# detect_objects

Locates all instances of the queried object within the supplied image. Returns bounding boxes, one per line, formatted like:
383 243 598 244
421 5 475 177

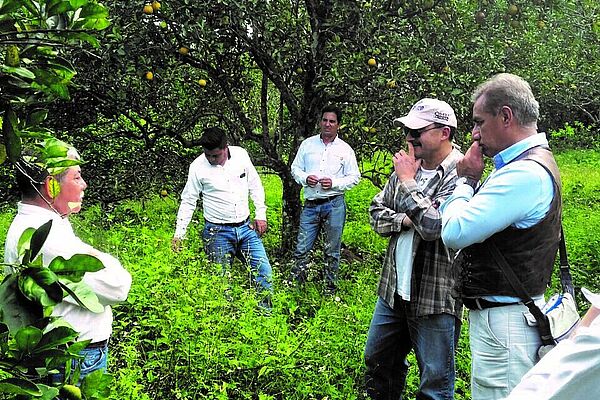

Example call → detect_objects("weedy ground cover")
0 149 599 399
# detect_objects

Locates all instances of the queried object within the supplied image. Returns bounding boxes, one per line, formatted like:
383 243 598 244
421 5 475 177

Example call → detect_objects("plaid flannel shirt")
369 147 463 317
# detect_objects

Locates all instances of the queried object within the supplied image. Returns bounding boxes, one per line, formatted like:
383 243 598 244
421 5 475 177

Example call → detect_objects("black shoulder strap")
487 236 570 346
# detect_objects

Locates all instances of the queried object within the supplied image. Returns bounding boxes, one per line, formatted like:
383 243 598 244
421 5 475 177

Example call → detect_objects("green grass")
1 149 599 399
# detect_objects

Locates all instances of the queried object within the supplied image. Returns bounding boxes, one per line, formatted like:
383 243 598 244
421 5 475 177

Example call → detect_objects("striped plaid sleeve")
369 174 406 237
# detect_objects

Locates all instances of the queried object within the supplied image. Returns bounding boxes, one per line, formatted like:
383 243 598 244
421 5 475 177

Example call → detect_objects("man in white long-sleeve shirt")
172 127 272 299
290 105 360 294
4 146 132 382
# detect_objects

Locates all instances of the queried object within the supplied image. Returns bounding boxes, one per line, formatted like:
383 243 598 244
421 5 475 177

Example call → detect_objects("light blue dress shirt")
440 133 555 302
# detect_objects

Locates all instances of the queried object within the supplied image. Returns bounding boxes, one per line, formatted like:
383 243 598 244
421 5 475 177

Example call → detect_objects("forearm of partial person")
83 252 132 305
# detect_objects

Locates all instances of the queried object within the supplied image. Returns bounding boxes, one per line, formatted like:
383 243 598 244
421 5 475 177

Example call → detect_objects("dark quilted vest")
458 146 562 298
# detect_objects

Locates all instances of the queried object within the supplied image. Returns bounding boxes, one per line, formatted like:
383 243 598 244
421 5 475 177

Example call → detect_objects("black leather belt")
205 218 248 227
463 298 520 311
305 194 342 205
87 339 109 349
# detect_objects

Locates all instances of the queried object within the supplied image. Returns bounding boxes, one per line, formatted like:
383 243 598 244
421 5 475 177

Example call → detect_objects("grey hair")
472 73 539 126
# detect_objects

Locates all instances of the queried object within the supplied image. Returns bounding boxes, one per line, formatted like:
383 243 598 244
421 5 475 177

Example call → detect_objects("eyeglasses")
403 125 442 138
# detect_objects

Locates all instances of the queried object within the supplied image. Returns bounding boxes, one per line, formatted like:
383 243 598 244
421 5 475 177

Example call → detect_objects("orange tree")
38 0 600 251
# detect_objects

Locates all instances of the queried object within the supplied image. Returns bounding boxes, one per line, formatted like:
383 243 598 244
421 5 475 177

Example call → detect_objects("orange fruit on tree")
507 4 519 16
145 71 154 80
143 4 154 14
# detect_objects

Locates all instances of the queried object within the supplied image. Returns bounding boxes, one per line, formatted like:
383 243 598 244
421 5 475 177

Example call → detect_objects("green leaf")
48 176 61 198
59 281 104 313
1 65 36 79
49 254 105 274
49 82 70 99
27 109 49 127
17 227 35 260
78 3 108 19
18 275 58 307
19 0 39 15
0 144 6 165
44 143 69 158
47 0 74 16
82 17 110 31
66 339 91 355
2 107 21 162
0 275 41 332
81 369 113 399
0 378 42 395
30 220 53 262
70 0 89 8
26 268 63 305
34 384 60 400
0 1 23 15
46 157 81 168
69 32 100 47
15 326 43 353
35 326 79 353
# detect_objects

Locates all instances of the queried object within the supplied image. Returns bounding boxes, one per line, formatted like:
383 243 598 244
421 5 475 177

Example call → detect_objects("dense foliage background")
2 0 600 398
2 0 600 248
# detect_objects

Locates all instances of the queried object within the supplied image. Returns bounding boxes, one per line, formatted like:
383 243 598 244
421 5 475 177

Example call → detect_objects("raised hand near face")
457 141 484 181
393 142 422 182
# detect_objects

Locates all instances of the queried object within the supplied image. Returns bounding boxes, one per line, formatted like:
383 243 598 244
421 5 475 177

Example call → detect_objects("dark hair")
321 105 342 124
199 127 228 150
15 160 48 199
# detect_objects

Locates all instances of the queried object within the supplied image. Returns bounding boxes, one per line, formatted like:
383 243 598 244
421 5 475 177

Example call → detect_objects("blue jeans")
364 296 461 400
202 220 273 292
292 195 346 288
50 344 108 385
469 304 541 400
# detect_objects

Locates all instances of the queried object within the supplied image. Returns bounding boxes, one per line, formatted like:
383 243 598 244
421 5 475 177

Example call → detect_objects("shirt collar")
17 202 62 219
493 133 549 169
437 147 464 175
319 134 338 145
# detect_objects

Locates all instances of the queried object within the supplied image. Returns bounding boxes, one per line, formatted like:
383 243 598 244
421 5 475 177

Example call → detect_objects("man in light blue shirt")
440 73 563 399
290 105 360 294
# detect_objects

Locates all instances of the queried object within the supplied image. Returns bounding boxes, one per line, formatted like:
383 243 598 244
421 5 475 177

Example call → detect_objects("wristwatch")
457 176 479 190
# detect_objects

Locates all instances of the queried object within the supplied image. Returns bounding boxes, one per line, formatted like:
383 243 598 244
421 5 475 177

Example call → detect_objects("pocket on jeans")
80 348 107 374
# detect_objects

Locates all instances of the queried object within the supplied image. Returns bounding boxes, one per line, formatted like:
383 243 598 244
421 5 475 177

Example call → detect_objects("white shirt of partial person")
174 146 267 239
395 167 437 300
4 203 132 343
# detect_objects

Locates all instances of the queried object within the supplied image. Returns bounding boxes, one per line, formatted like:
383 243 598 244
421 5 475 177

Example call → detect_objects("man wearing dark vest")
440 73 562 400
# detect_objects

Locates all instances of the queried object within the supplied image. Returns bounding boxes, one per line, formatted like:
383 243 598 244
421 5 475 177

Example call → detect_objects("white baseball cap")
582 287 600 308
393 98 457 129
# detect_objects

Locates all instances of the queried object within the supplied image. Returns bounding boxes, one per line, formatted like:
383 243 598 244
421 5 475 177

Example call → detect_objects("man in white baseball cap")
364 98 462 399
503 287 600 399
